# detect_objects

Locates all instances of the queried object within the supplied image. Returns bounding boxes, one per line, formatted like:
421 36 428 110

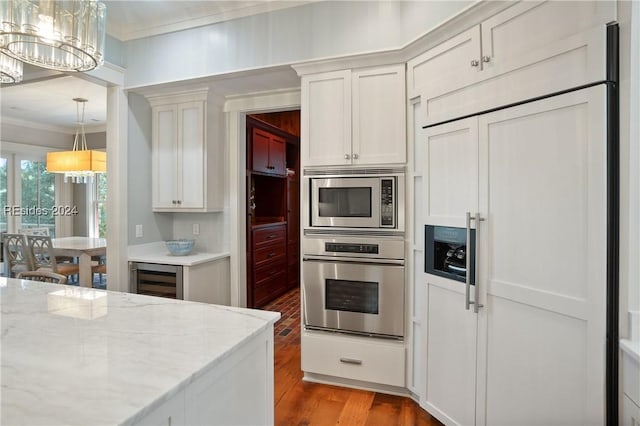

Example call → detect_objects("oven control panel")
325 243 379 255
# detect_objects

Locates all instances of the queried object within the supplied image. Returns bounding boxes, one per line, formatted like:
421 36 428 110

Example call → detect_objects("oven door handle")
302 255 405 266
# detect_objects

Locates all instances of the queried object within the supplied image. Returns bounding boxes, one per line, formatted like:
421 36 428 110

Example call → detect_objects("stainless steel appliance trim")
304 228 405 237
302 234 405 261
304 167 405 176
303 255 405 266
304 325 405 341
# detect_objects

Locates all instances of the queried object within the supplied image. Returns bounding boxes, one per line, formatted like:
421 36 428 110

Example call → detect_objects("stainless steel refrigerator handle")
465 212 472 311
474 212 484 313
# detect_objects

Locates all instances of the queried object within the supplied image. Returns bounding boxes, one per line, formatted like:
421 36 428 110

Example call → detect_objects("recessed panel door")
476 86 606 425
179 102 204 209
423 117 478 228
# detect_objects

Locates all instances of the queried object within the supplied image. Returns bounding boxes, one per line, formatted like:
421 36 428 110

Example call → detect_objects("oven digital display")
325 279 379 314
325 243 379 254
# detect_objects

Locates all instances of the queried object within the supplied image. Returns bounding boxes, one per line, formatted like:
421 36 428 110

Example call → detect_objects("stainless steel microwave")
306 169 404 231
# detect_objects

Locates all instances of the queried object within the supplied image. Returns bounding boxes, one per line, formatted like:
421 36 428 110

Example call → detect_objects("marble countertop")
128 242 229 266
0 278 280 425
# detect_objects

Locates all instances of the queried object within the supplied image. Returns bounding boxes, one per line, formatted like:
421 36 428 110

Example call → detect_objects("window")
0 153 60 238
93 173 107 238
20 159 56 237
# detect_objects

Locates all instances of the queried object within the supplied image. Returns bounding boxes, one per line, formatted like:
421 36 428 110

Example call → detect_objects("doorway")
245 111 300 308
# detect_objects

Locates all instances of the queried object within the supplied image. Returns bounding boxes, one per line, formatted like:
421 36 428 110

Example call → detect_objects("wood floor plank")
336 389 375 425
269 288 443 426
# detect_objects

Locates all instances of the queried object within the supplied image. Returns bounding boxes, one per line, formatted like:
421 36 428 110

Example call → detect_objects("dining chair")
25 235 80 281
18 227 50 236
3 233 33 277
92 261 107 287
17 271 67 284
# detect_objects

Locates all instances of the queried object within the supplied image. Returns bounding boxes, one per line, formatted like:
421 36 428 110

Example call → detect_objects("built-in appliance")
424 224 475 284
302 234 405 339
305 168 404 232
129 262 183 299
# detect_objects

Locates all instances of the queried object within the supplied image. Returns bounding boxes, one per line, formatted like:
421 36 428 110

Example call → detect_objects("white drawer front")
302 331 405 387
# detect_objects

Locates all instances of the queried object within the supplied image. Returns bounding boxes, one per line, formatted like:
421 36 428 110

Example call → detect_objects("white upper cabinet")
352 65 406 165
407 26 481 99
302 64 406 167
408 0 614 125
301 70 352 167
149 90 223 212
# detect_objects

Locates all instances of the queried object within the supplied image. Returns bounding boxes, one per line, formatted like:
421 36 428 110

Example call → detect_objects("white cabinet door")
476 86 606 425
151 96 211 212
423 117 478 227
481 0 615 73
178 101 204 209
152 105 179 209
302 70 352 166
407 26 481 98
417 1 613 126
352 65 406 165
423 277 478 426
421 116 479 426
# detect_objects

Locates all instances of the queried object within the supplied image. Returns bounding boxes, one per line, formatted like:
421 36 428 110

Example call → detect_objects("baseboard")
302 371 410 397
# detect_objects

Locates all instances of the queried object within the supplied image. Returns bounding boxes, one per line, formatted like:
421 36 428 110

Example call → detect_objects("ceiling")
1 1 309 133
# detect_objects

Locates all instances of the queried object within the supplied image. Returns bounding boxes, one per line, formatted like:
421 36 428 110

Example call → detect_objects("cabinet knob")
172 200 177 204
177 200 182 205
470 59 480 67
344 154 350 160
352 153 359 160
482 55 491 63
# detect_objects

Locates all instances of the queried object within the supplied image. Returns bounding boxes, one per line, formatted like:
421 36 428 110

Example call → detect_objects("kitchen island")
0 277 280 425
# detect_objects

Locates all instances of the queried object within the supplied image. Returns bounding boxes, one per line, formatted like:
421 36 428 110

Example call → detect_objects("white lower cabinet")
133 327 274 425
622 341 640 426
135 391 185 426
302 331 405 388
420 86 607 425
623 395 640 426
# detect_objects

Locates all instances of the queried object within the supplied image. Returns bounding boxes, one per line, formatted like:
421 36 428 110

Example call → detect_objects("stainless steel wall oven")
302 234 405 339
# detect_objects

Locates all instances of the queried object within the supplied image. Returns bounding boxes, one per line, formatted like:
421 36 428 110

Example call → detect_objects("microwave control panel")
381 178 395 227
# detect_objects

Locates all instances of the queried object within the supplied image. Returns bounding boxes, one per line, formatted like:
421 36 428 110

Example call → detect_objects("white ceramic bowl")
165 239 195 256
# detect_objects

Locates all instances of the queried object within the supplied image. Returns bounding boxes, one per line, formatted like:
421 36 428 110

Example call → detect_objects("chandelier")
0 0 106 73
0 51 22 83
46 97 106 183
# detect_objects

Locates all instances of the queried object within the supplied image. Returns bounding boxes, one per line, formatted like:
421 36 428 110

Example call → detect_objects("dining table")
51 237 107 287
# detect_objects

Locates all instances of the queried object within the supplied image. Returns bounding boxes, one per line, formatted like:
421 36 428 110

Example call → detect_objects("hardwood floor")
263 288 443 426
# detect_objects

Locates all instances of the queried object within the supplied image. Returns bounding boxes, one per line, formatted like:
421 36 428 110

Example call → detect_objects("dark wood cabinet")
251 128 286 176
246 114 300 308
251 223 287 307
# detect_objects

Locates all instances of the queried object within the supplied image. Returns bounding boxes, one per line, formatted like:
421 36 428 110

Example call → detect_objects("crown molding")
0 117 106 134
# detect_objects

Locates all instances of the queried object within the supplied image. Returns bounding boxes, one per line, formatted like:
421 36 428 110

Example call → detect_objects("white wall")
123 1 471 88
126 93 173 244
0 123 72 149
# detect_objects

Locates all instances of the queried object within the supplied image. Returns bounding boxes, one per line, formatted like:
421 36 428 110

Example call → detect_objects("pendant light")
0 0 106 72
0 51 22 83
46 97 106 183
